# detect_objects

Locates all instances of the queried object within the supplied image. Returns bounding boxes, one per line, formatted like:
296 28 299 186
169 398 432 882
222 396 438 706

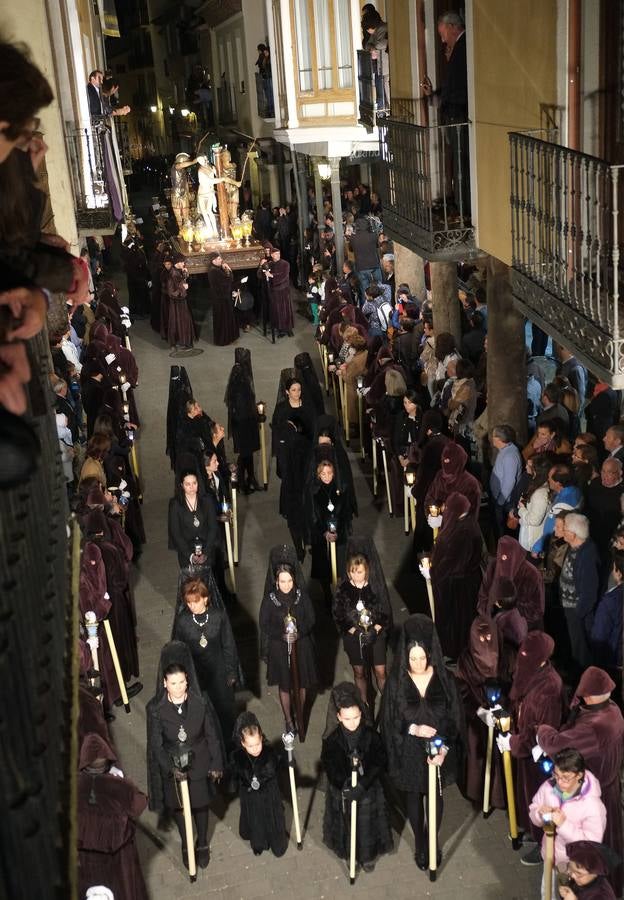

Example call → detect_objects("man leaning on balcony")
422 12 471 223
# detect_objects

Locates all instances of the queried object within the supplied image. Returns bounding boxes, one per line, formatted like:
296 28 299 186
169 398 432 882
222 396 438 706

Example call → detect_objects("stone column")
266 163 281 208
429 259 460 343
329 156 344 271
312 158 324 227
486 256 527 444
394 242 426 297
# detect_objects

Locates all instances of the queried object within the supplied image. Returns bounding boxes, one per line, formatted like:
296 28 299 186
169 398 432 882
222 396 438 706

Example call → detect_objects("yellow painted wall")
386 0 415 97
1 1 79 248
472 0 558 264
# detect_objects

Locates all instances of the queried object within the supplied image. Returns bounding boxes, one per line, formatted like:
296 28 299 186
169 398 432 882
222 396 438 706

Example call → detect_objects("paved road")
109 296 541 899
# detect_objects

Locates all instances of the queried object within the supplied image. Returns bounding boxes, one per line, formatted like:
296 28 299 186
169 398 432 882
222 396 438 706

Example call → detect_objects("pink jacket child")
529 756 606 868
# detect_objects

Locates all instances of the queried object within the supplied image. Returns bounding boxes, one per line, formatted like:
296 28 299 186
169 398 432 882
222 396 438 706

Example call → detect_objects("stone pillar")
266 163 281 207
430 259 460 343
312 158 324 225
486 256 527 444
329 156 344 271
394 242 426 298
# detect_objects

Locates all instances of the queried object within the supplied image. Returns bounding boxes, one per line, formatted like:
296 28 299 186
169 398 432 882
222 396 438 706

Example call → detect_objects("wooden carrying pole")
179 777 197 881
502 747 520 848
102 618 130 712
284 739 303 849
232 485 239 565
543 821 555 900
349 758 358 884
381 444 393 516
223 519 237 592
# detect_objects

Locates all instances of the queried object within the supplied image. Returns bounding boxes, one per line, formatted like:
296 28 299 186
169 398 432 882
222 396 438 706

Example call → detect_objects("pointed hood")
494 536 526 580
440 442 467 481
509 630 554 700
575 666 615 700
79 732 117 770
439 491 471 533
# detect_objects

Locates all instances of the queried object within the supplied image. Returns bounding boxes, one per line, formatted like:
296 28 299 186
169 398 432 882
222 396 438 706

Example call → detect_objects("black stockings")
173 805 209 849
405 790 443 852
279 687 306 730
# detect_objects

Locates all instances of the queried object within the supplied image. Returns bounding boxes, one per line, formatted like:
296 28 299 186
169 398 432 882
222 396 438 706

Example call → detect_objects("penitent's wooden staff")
349 754 359 885
419 556 436 621
380 440 393 516
282 731 303 849
495 711 521 849
229 465 239 565
286 615 306 743
179 776 197 882
102 618 130 712
426 738 444 882
256 401 269 490
221 500 236 593
543 820 555 900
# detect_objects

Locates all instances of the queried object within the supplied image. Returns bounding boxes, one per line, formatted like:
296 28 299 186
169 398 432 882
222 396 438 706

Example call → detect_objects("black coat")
321 725 393 863
228 744 287 854
168 494 219 567
146 691 224 812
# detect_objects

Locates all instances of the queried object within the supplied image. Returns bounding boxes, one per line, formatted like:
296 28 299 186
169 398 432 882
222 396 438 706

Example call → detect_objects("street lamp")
317 161 331 180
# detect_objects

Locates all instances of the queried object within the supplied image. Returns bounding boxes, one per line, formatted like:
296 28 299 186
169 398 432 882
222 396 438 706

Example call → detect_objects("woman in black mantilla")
381 615 464 870
168 468 219 568
307 413 358 520
321 682 393 872
229 711 288 857
333 537 393 709
166 365 194 472
308 459 353 584
224 348 261 493
259 546 318 736
171 575 241 746
146 642 224 871
294 351 325 417
271 371 316 471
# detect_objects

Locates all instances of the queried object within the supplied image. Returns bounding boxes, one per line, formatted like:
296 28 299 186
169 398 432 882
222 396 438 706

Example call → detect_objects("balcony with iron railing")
509 131 624 385
377 106 476 260
65 119 122 233
357 49 387 131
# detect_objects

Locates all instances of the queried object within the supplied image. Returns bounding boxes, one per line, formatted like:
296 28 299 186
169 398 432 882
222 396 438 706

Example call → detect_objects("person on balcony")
422 12 470 222
255 44 274 118
363 11 390 113
87 69 104 117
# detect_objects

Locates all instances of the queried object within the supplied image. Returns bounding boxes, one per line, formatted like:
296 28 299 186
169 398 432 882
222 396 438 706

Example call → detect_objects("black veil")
323 680 366 739
294 351 325 417
262 544 311 607
146 640 221 811
380 614 465 781
344 535 392 627
223 348 257 444
166 365 193 471
308 414 358 517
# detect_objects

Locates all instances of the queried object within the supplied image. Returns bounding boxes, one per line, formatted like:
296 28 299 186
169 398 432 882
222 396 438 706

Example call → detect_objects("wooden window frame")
290 0 355 110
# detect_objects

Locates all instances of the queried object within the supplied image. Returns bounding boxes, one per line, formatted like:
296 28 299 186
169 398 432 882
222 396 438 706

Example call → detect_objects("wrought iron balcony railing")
377 110 476 260
357 49 387 131
65 120 120 232
255 72 275 119
509 131 624 385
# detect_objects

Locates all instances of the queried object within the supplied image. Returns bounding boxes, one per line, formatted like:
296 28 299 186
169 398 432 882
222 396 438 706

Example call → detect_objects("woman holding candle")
168 468 219 568
259 546 318 736
381 614 464 870
308 460 354 588
333 538 393 708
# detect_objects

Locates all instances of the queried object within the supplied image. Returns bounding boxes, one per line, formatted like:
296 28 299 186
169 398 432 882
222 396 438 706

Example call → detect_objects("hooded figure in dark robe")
506 631 565 842
563 840 620 899
166 365 194 471
80 541 121 711
380 615 465 868
166 253 197 350
224 347 260 492
146 642 224 870
77 732 148 900
266 246 293 334
490 577 529 684
430 491 482 659
321 682 393 869
207 251 240 346
538 668 624 896
77 638 111 746
424 440 482 519
85 511 140 688
294 351 325 417
456 615 507 809
411 409 448 555
81 358 110 438
478 535 545 630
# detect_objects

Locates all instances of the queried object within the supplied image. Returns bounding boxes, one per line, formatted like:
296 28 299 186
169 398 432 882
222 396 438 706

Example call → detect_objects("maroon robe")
411 430 448 554
478 536 545 629
538 701 624 896
208 262 239 345
80 542 122 707
167 267 197 348
508 632 565 840
160 263 171 339
268 257 294 332
456 616 507 809
424 441 482 519
78 733 148 900
430 491 482 658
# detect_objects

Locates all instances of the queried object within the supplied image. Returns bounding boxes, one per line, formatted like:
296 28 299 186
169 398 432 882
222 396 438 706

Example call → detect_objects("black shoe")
104 711 116 723
114 681 143 706
182 846 189 870
362 860 376 873
196 845 210 869
248 477 261 492
253 849 262 856
416 851 427 870
521 846 542 866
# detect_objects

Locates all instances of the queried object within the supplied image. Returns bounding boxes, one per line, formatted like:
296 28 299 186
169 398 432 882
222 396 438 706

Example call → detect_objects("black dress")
229 744 288 856
321 724 393 864
172 606 239 744
309 479 351 581
259 587 317 690
333 580 390 666
168 494 219 567
146 692 224 811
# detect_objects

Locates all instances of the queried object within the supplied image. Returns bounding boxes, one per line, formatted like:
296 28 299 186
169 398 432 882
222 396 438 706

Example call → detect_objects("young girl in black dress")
229 711 288 857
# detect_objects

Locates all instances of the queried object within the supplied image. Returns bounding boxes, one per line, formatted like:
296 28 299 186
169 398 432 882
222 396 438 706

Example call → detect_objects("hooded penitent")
509 631 555 701
478 535 545 628
425 440 482 519
457 615 499 687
